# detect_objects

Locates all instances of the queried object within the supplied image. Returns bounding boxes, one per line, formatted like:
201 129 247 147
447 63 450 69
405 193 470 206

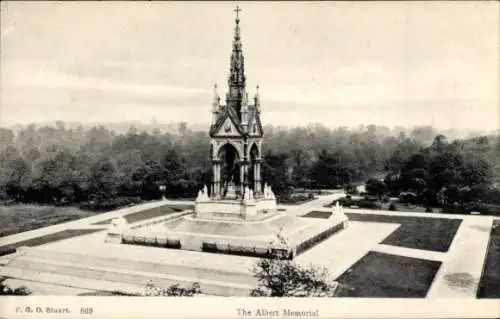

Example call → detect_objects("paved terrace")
0 193 496 298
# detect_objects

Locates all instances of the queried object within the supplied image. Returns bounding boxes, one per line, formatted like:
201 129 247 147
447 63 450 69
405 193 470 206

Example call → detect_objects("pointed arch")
215 140 243 161
217 142 242 188
248 141 260 160
249 142 259 160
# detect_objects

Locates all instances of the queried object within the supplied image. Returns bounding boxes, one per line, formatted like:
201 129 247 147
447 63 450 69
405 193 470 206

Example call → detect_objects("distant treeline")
0 122 498 211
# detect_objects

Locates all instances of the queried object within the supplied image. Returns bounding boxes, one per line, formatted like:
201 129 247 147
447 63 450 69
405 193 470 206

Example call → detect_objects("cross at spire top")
234 6 241 22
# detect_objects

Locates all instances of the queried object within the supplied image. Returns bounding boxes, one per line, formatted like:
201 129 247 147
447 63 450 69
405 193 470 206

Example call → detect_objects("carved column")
239 163 245 195
255 160 261 194
212 163 217 197
253 162 258 193
212 161 221 197
217 163 221 196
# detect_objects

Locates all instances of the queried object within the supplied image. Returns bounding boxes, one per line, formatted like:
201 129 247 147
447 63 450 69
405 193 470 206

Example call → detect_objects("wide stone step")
4 257 254 296
0 267 143 295
16 248 255 286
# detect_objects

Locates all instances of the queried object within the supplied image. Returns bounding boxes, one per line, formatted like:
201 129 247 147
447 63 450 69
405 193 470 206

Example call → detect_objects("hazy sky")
1 1 498 130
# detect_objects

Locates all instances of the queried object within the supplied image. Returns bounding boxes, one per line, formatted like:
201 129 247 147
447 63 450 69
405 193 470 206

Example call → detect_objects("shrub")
202 242 218 252
338 197 354 207
479 203 500 216
365 179 388 199
356 200 382 210
79 197 143 211
143 281 201 296
441 202 500 216
344 184 358 195
166 239 181 249
295 224 342 256
364 195 379 202
399 192 417 204
388 203 398 211
251 255 340 297
1 278 32 295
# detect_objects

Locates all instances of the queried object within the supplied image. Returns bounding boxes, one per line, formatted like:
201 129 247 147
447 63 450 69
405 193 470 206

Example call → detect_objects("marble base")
119 211 349 259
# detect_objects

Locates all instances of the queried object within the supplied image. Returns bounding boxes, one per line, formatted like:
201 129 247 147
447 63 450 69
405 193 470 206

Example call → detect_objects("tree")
178 122 188 136
385 137 422 172
261 151 291 197
0 128 14 152
310 150 339 189
462 156 493 187
88 157 119 208
1 122 498 213
399 168 428 195
344 184 358 195
365 179 387 199
0 147 31 201
429 151 465 189
34 148 77 203
384 172 400 196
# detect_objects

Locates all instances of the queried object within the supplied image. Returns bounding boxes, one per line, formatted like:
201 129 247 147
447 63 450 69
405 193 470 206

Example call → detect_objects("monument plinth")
195 183 277 222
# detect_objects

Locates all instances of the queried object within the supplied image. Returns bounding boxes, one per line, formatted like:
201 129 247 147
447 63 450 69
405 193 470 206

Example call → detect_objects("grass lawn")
92 204 194 225
326 199 437 213
0 205 97 237
335 251 441 297
302 211 332 219
302 211 462 252
477 219 500 298
278 197 317 206
345 213 462 252
0 229 103 257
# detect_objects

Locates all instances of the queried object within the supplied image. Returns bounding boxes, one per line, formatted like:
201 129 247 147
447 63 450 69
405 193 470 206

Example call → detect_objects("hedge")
201 242 292 259
295 223 344 256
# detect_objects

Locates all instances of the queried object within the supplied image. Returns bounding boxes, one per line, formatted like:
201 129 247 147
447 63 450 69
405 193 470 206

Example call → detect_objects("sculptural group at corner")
243 186 255 201
109 216 128 232
263 183 276 200
333 201 345 216
196 185 210 202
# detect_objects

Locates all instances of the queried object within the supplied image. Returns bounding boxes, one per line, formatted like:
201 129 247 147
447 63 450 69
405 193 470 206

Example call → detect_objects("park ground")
0 192 498 299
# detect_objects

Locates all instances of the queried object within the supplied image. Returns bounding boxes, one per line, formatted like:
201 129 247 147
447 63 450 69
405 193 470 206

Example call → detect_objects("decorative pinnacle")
213 84 220 105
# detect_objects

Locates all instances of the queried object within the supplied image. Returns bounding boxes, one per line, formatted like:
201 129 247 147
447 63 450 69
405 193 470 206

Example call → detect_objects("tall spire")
227 5 246 118
234 5 241 40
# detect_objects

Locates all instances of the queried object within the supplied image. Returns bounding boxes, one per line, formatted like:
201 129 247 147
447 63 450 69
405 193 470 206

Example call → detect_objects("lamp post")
159 185 166 201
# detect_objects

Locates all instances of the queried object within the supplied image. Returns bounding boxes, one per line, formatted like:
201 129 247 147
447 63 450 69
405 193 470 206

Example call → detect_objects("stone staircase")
0 247 256 296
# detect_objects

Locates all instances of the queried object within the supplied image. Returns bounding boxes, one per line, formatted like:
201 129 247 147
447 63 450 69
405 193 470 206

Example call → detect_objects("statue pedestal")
195 197 276 222
195 184 277 221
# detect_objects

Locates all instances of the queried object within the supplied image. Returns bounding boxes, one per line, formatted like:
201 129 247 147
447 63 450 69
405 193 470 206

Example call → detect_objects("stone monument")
109 7 348 259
